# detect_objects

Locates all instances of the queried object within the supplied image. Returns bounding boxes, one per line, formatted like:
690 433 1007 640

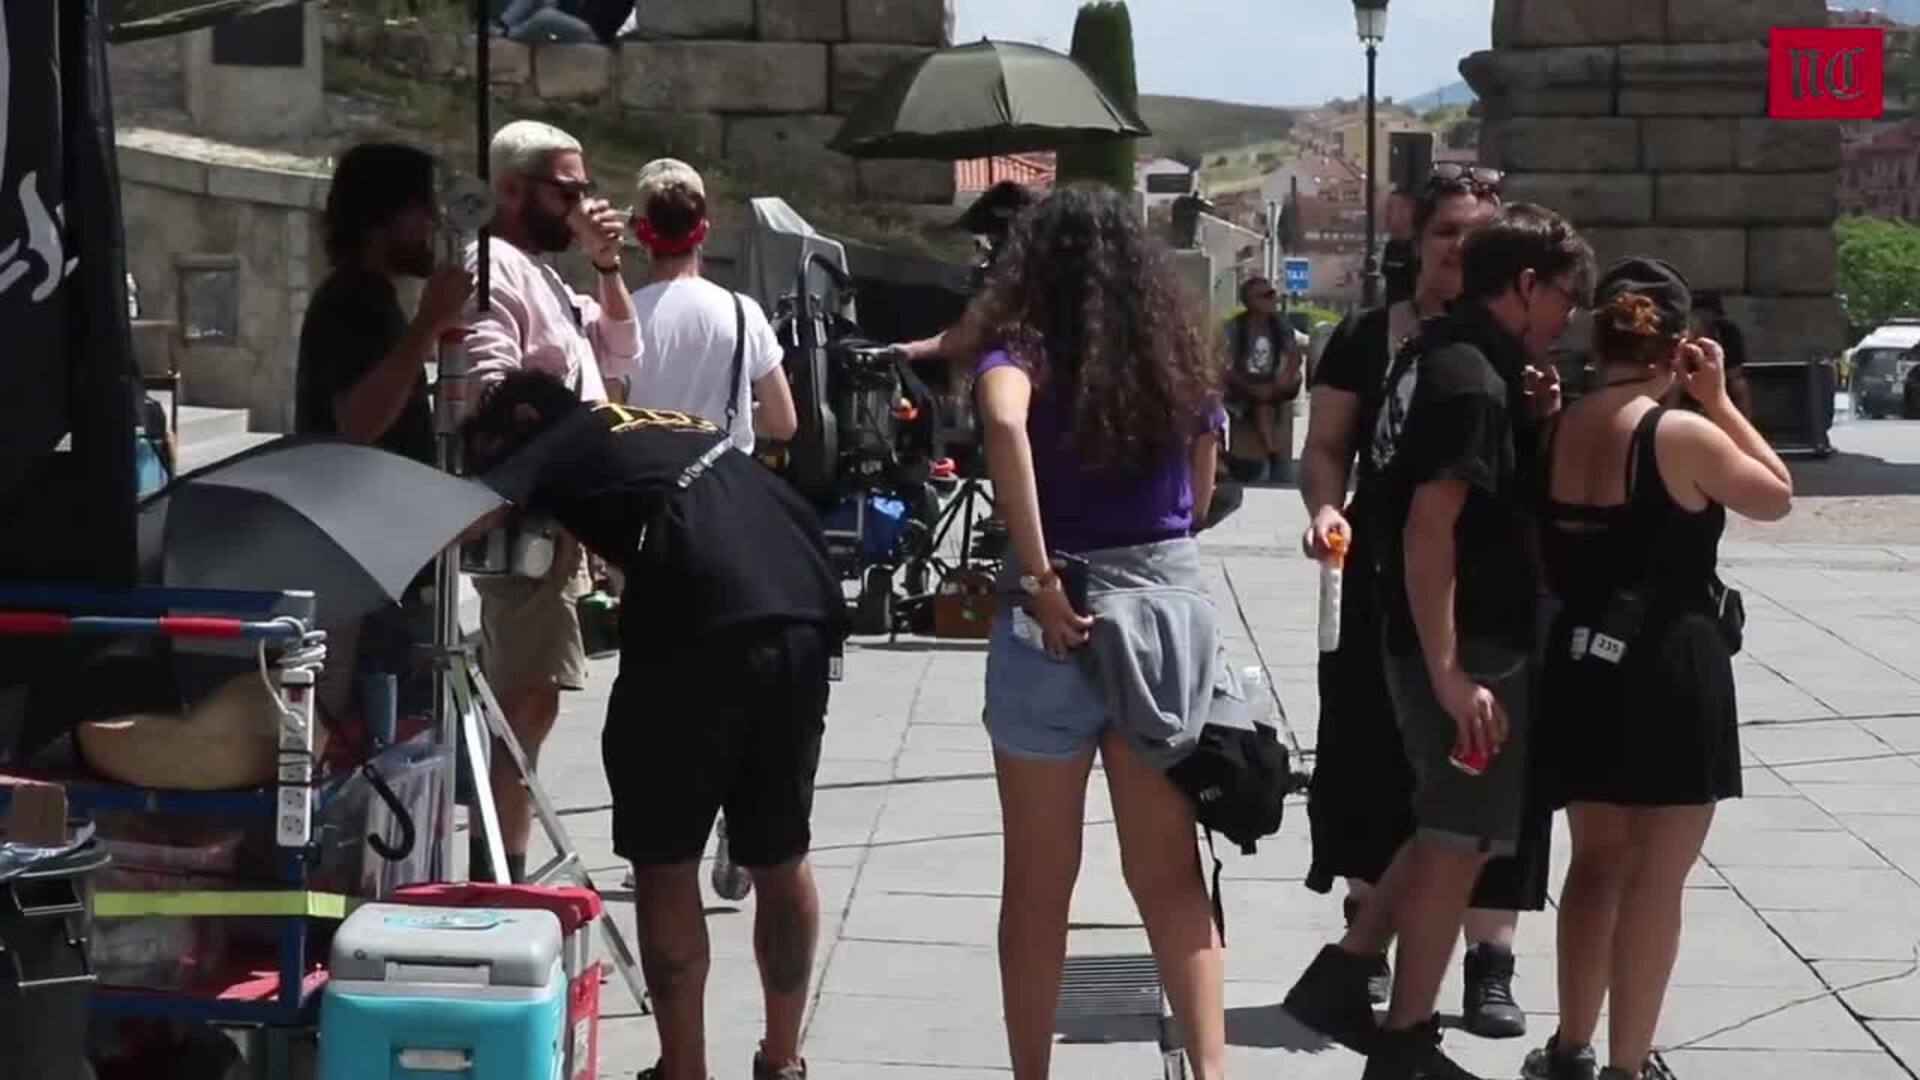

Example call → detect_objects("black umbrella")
139 437 505 627
829 39 1151 161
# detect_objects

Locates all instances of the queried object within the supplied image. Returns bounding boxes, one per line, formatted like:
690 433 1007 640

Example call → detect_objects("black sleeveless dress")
1540 407 1742 807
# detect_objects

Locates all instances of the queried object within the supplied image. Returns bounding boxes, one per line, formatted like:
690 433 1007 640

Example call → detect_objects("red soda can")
1450 744 1491 777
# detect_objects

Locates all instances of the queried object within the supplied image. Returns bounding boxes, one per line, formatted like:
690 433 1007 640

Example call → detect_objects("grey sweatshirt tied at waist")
1003 537 1251 769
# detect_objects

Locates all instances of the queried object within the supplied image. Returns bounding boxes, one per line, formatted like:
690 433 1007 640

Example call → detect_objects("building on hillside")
1328 108 1432 192
1258 152 1367 211
953 153 1056 202
1137 157 1197 208
1839 116 1920 219
1827 7 1899 28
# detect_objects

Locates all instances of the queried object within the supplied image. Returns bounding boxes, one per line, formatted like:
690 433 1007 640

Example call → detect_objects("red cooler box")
393 884 604 1080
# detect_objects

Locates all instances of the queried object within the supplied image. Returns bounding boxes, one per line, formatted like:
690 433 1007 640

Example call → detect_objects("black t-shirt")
487 403 846 645
296 268 434 464
1311 306 1397 484
1368 303 1540 656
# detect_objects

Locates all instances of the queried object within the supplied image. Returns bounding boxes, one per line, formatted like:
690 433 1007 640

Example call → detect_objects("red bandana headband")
633 216 709 256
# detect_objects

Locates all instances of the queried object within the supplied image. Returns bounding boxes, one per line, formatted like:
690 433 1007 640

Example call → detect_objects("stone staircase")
157 394 277 474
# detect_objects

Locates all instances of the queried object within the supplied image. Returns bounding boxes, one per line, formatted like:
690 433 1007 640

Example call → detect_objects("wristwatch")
593 258 622 275
1018 568 1059 596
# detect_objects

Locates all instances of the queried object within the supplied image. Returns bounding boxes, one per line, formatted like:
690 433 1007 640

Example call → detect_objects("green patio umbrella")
829 39 1151 161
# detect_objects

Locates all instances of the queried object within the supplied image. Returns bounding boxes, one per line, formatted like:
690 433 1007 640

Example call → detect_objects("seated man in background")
1222 276 1305 482
464 372 846 1080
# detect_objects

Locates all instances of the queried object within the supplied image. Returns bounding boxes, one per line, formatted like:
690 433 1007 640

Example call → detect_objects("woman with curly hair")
956 182 1229 1079
1522 258 1791 1080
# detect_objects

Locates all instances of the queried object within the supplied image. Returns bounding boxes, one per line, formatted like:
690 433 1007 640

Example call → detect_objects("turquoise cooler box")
320 903 566 1080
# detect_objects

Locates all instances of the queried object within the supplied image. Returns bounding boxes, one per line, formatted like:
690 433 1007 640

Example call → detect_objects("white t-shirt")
629 277 784 451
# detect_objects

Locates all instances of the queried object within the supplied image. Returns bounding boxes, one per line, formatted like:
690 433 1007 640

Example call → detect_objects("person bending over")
1523 260 1790 1080
463 372 846 1080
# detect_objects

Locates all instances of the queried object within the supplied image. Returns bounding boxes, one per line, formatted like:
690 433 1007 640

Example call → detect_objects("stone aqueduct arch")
1463 0 1844 365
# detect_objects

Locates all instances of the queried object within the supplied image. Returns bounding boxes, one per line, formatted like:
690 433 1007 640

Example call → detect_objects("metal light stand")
424 208 649 1014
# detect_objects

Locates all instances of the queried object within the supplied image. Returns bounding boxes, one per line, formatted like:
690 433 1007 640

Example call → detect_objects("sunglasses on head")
1424 163 1504 195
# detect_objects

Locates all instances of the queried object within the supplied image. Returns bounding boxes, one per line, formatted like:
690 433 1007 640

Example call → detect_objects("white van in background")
1849 318 1920 419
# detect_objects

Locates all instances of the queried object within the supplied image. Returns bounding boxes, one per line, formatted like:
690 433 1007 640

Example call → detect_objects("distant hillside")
1136 94 1298 160
1405 80 1476 112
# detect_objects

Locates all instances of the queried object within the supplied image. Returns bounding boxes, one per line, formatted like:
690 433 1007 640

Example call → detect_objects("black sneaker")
1599 1053 1677 1080
1282 943 1380 1052
753 1051 807 1080
1361 1017 1484 1080
638 1065 713 1080
1342 895 1394 1005
1462 942 1527 1038
1523 1033 1599 1080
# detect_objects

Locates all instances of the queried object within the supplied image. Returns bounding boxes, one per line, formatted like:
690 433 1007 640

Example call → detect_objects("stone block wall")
116 130 331 433
325 0 957 206
1465 0 1844 364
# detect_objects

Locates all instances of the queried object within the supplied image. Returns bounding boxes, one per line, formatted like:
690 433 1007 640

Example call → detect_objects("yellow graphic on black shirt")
592 402 720 435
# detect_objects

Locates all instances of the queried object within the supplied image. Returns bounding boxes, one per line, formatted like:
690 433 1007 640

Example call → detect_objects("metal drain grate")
1057 953 1187 1079
1057 953 1164 1019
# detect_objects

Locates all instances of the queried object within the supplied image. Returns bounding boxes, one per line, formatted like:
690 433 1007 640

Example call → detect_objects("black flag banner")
0 0 136 584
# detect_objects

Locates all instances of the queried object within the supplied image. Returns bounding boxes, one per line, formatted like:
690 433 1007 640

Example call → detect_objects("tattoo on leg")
758 900 814 994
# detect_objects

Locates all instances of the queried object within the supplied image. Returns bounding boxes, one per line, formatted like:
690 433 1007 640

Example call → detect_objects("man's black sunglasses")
532 175 596 200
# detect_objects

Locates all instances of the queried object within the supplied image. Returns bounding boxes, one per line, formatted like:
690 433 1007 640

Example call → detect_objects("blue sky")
952 0 1495 107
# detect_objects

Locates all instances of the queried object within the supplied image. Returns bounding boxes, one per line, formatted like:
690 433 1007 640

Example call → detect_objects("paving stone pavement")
520 436 1920 1079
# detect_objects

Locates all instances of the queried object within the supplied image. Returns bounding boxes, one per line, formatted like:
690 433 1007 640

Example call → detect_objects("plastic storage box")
319 902 565 1080
392 884 604 1080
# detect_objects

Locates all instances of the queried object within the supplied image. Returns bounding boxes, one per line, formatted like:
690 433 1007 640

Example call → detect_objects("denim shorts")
982 613 1109 760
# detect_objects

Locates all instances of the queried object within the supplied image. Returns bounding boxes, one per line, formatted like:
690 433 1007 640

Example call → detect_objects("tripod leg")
468 666 654 1015
450 664 509 884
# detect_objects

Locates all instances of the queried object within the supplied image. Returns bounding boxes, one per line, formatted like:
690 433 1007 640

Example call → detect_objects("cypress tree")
1055 1 1139 192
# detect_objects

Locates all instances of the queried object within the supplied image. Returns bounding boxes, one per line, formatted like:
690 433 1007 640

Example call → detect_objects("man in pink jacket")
464 119 640 883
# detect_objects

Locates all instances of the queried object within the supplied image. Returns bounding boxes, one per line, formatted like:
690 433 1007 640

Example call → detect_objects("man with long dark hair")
296 142 472 461
462 371 844 1080
297 141 473 729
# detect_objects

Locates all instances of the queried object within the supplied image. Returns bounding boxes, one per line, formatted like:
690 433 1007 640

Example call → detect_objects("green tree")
1055 1 1139 191
1836 216 1920 333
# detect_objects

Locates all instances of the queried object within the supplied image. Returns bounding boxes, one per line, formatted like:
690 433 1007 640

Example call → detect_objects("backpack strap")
724 291 748 438
1203 828 1227 945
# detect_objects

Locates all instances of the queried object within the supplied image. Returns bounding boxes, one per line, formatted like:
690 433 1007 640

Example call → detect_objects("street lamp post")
1354 0 1389 308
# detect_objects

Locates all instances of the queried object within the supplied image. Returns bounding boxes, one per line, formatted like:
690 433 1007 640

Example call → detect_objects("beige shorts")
475 534 591 695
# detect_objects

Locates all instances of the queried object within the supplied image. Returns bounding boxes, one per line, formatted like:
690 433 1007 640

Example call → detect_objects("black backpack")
1166 715 1300 941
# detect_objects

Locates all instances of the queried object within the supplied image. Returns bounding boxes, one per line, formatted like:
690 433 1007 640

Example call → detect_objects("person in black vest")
1221 276 1304 481
1290 204 1594 1080
1292 165 1554 1047
464 371 846 1080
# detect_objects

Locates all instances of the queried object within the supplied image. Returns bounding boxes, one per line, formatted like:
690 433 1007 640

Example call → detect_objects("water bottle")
1318 531 1347 653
